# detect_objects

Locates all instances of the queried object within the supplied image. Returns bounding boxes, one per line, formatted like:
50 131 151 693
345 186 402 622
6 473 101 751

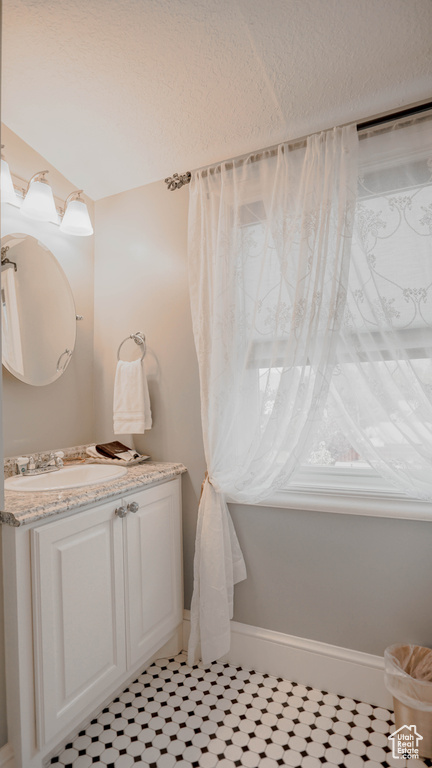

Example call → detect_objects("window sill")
227 467 432 522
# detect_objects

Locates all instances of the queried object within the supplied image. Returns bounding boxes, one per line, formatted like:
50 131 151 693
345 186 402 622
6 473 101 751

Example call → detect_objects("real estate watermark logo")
388 724 423 759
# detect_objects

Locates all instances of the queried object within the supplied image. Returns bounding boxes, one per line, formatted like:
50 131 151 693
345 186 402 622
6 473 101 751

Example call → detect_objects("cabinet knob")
115 505 127 518
127 502 139 513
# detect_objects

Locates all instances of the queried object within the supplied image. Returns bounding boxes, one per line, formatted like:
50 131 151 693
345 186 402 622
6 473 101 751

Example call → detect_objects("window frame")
227 464 431 521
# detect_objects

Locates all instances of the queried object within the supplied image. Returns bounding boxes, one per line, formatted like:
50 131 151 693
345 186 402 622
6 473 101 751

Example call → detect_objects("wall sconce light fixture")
20 171 58 223
60 191 94 236
1 146 20 207
1 148 93 237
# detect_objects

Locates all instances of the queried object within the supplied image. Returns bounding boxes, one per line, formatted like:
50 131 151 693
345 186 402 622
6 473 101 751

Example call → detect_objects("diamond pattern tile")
49 653 432 767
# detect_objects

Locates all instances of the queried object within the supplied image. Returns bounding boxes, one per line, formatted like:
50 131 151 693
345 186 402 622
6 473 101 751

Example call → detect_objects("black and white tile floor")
49 652 432 768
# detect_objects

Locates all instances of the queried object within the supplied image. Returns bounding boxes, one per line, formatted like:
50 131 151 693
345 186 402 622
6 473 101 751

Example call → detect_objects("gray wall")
93 179 206 603
1 125 95 458
230 504 432 656
93 178 432 661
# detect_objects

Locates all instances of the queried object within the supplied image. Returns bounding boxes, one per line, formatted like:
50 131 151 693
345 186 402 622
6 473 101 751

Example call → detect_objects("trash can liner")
385 644 432 713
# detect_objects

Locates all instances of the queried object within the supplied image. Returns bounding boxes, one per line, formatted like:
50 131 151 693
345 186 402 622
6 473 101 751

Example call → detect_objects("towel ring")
117 332 146 362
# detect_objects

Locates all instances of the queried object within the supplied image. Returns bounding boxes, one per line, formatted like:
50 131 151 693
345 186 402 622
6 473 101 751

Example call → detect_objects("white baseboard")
0 744 14 768
182 611 392 709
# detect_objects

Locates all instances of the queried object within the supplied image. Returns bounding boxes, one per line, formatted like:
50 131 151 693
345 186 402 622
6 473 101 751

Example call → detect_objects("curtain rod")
164 99 432 190
357 99 432 131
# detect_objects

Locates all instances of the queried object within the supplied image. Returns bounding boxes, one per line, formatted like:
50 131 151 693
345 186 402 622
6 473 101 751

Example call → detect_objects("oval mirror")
1 233 76 386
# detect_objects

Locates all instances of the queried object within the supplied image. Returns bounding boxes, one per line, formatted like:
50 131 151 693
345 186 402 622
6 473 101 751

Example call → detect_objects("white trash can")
384 644 432 759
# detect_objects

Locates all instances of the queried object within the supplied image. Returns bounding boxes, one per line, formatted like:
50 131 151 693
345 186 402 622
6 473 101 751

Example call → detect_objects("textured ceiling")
2 0 432 200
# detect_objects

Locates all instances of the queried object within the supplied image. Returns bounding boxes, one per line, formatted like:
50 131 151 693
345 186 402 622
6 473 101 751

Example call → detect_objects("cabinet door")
31 501 127 745
124 478 183 669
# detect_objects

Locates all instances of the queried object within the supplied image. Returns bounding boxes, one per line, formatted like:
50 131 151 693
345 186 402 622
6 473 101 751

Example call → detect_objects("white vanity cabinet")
2 475 183 768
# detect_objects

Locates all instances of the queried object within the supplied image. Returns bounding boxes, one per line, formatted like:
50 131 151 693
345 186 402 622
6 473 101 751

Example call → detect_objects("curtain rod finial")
165 172 191 191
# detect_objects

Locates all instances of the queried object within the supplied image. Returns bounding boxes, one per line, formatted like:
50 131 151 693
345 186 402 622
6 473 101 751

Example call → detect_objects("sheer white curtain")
330 114 432 499
187 126 359 664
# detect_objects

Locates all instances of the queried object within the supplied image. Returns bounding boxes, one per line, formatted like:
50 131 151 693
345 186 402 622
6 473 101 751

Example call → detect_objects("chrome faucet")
20 451 64 475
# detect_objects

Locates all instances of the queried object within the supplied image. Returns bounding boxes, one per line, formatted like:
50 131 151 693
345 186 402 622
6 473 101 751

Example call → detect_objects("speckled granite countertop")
1 461 187 527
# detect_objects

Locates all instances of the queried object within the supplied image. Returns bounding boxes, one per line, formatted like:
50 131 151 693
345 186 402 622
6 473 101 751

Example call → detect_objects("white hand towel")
113 359 152 435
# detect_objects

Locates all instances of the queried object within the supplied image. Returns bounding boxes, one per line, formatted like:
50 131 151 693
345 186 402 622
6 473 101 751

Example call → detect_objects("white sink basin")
4 463 128 492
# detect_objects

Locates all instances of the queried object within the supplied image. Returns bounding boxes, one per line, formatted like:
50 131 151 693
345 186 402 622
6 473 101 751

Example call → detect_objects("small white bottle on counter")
15 457 29 475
